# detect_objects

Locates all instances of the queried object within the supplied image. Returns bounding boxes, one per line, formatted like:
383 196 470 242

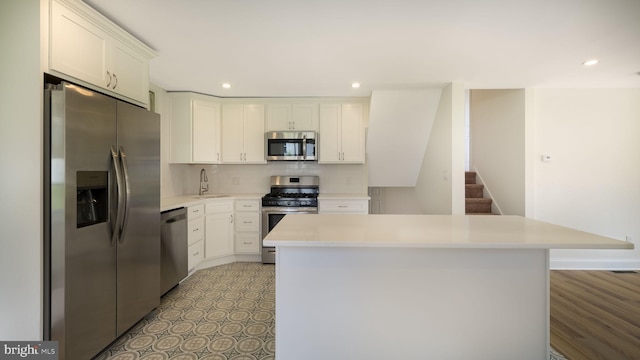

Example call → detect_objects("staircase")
465 171 494 215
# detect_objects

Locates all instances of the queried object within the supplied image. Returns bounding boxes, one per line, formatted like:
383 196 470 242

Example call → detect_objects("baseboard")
550 257 640 270
195 254 262 272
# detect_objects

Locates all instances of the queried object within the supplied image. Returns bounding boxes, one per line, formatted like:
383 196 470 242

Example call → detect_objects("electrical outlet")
625 235 633 243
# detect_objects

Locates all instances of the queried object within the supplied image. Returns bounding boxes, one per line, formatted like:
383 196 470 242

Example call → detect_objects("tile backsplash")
176 163 368 196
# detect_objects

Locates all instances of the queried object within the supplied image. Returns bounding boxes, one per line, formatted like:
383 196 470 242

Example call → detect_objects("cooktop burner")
262 175 319 208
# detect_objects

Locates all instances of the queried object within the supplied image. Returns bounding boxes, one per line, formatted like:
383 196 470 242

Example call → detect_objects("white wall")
0 0 43 340
378 83 466 214
367 89 441 187
470 90 526 215
533 89 640 269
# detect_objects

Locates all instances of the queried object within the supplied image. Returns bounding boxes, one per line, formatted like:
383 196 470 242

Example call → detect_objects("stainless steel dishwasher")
160 207 188 296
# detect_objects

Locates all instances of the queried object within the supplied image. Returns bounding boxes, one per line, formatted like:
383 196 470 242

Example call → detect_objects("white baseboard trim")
196 254 262 270
550 258 640 270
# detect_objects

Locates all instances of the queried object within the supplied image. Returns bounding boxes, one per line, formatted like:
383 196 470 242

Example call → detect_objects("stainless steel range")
261 176 319 263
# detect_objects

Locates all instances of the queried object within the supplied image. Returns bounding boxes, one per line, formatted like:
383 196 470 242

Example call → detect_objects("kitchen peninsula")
264 214 633 360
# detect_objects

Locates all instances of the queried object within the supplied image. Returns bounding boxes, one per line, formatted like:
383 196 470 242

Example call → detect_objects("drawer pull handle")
243 242 252 245
338 205 348 208
193 209 199 213
192 228 199 232
193 251 200 256
243 221 252 224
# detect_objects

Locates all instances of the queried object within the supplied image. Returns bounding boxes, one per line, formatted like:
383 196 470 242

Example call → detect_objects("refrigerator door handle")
118 146 131 243
111 146 125 245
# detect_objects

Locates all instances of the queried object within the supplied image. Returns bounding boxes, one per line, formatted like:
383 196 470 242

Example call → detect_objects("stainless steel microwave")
265 131 317 161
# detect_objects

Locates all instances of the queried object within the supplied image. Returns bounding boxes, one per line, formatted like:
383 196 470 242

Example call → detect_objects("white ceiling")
83 0 640 97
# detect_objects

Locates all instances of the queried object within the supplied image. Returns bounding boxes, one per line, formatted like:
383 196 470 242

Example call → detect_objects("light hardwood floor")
550 270 640 360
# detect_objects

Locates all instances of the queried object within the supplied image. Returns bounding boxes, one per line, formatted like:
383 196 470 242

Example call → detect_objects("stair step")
465 184 484 198
465 171 477 185
465 198 492 213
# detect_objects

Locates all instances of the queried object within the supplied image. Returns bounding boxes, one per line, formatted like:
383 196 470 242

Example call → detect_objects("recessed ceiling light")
582 59 599 66
222 83 231 89
352 82 360 88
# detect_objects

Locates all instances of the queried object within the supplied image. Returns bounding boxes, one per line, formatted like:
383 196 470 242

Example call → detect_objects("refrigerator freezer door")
49 83 118 360
115 101 161 335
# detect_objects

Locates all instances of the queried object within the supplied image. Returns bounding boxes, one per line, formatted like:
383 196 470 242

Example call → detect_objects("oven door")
261 206 317 263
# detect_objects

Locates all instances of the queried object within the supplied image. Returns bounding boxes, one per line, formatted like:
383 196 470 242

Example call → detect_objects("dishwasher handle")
163 214 187 224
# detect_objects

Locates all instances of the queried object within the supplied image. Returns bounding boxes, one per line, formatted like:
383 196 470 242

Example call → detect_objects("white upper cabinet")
169 93 221 164
221 104 266 164
319 103 365 164
266 104 318 131
192 100 221 162
48 0 155 106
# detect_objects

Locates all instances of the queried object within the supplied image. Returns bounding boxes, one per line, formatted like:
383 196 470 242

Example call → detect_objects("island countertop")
263 214 633 250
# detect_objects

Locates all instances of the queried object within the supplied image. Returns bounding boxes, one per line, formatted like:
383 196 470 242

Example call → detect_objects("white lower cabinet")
318 199 369 214
187 241 203 272
187 204 205 271
234 200 261 254
205 200 234 258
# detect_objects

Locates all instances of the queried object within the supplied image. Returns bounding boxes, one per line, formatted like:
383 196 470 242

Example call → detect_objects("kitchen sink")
192 194 229 199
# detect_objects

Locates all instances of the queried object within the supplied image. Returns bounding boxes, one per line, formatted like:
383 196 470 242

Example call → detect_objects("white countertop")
161 193 264 212
263 214 633 250
317 193 371 200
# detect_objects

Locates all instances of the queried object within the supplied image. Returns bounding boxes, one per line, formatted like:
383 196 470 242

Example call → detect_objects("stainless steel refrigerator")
44 82 160 360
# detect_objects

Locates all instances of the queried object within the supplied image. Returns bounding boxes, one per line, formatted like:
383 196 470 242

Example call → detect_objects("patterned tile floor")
96 262 275 360
96 262 567 360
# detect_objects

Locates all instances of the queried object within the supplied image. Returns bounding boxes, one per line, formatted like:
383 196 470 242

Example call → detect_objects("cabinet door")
340 104 365 163
235 212 260 232
235 233 260 254
205 212 233 258
187 217 204 246
193 100 220 163
221 104 245 163
110 41 149 104
319 199 369 214
243 104 266 163
319 104 341 163
292 104 318 131
266 104 291 131
50 1 110 89
187 241 203 271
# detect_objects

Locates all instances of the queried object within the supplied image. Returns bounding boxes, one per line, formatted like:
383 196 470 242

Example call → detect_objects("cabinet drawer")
319 199 369 213
235 213 260 232
235 233 260 254
206 200 233 214
187 217 204 245
188 204 204 219
187 241 203 271
235 199 260 212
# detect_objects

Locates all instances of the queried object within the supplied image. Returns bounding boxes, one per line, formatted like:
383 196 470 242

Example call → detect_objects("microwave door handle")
302 135 307 160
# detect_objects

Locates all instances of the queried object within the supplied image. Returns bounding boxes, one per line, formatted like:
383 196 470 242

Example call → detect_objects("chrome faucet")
199 168 209 195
